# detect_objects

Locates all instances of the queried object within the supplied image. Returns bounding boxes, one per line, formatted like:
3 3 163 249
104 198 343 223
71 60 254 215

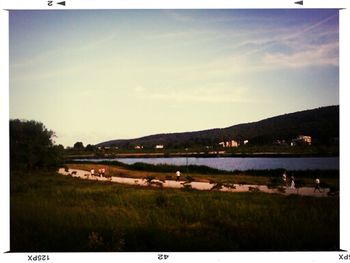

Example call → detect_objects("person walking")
176 171 181 181
282 171 287 187
90 168 95 178
290 176 295 189
101 167 105 177
314 178 321 192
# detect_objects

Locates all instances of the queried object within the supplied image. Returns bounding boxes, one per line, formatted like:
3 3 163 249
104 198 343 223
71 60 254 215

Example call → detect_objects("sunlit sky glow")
9 9 339 147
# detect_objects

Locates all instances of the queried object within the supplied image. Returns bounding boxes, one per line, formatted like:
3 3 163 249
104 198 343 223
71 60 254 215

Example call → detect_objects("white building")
291 135 312 146
219 140 239 148
155 144 164 149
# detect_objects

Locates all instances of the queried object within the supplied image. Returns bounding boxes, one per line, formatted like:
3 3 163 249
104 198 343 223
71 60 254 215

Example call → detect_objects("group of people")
90 167 106 178
282 171 295 189
282 171 322 192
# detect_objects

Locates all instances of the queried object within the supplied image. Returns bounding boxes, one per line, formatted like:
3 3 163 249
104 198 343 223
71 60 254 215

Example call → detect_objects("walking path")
58 168 330 197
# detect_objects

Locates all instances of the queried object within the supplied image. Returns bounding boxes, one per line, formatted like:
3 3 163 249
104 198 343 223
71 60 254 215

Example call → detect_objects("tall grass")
10 170 339 252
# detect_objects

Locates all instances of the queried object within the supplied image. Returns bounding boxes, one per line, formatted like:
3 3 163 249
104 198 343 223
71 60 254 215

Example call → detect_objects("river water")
73 157 339 171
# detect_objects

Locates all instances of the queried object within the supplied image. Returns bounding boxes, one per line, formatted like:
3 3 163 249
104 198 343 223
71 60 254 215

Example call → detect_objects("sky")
9 9 339 147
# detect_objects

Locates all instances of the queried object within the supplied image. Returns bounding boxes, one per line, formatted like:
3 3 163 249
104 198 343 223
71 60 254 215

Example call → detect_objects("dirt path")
58 168 330 197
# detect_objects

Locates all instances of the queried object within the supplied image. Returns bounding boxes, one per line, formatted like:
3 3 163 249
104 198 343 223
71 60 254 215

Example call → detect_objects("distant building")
134 145 143 149
209 151 226 154
219 140 239 148
291 135 312 146
155 144 164 149
218 142 225 147
243 140 249 145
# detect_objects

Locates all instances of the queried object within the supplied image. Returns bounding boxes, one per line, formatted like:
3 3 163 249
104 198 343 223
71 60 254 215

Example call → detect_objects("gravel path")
58 168 330 197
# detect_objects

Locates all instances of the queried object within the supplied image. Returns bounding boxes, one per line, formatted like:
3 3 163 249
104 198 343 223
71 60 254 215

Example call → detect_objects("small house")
291 135 312 146
155 144 164 149
219 140 239 148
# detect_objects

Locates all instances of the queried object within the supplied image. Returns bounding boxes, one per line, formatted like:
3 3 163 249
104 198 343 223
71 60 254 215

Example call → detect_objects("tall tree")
73 141 84 150
85 144 96 152
10 119 63 170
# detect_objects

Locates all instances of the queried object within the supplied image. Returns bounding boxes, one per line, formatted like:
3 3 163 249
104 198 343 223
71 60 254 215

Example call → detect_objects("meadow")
10 169 339 252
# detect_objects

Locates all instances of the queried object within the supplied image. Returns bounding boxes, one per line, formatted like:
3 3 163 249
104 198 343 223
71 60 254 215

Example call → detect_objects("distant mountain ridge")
97 105 339 149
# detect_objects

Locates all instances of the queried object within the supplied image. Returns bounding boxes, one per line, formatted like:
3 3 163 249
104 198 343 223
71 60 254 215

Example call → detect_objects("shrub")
145 176 155 185
185 175 194 182
211 182 223 191
223 183 236 189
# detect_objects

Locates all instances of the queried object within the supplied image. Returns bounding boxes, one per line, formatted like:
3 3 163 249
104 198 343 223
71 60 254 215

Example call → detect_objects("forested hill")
97 105 339 149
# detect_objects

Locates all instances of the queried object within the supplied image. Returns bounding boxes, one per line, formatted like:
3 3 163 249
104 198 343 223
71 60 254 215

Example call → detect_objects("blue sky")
9 9 339 147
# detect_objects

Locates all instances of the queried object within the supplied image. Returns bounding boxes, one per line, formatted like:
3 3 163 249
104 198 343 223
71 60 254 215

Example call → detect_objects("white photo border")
1 1 349 263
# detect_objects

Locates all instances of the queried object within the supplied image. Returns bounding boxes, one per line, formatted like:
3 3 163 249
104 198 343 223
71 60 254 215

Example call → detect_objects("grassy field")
10 169 339 252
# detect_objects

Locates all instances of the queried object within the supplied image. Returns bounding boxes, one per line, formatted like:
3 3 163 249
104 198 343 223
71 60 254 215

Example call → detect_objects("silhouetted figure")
282 171 287 187
290 176 295 189
314 178 321 193
176 171 181 181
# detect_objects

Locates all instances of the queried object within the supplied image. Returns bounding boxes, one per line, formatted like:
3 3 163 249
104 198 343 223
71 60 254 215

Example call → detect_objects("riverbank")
66 151 339 159
58 168 330 197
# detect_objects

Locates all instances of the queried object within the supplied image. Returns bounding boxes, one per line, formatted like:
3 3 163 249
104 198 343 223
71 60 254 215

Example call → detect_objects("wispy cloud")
282 13 338 42
141 12 338 78
261 42 338 69
132 84 257 104
209 13 338 69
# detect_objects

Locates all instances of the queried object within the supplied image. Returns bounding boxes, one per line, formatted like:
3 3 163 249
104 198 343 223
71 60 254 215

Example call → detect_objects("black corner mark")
295 0 303 5
158 254 169 260
57 1 66 6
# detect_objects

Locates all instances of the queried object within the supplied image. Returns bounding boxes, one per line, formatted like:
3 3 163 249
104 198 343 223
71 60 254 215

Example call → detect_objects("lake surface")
74 157 339 171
